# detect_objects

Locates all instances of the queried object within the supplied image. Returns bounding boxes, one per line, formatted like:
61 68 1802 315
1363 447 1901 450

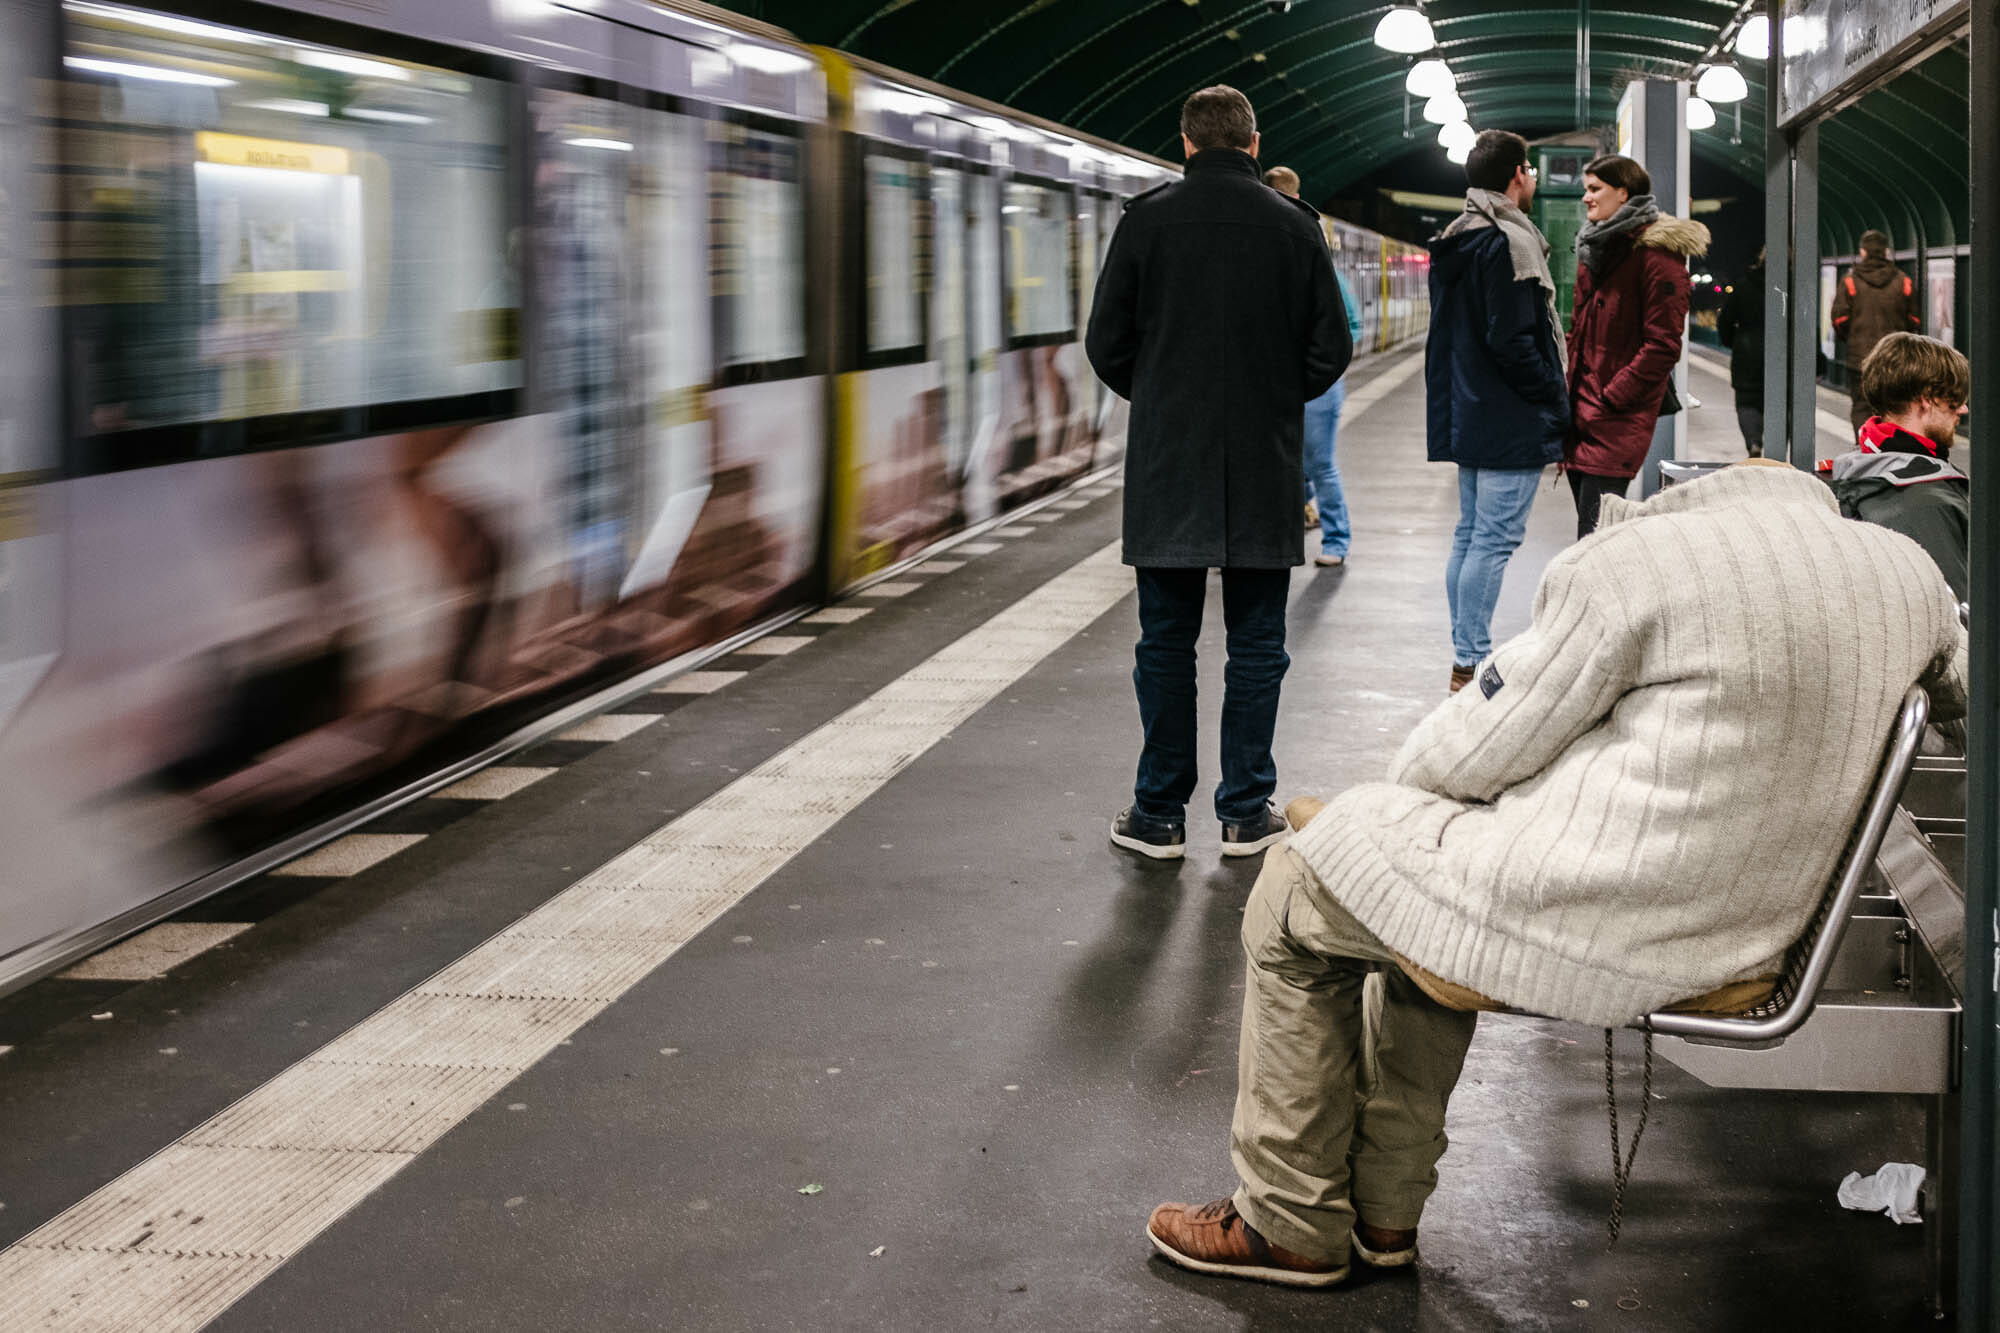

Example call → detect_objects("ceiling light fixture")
1373 5 1435 54
1446 142 1470 165
1422 92 1467 124
1734 14 1770 60
1694 62 1749 103
1405 58 1455 98
1438 119 1476 151
1685 96 1717 130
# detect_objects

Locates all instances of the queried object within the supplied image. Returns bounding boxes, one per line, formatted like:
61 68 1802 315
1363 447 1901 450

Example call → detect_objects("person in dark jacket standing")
1424 130 1568 694
1564 154 1708 538
1831 230 1922 436
1823 332 1971 601
1086 85 1350 861
1716 248 1765 455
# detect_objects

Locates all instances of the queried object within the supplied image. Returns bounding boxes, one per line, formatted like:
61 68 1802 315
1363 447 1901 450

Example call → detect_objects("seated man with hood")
1145 461 1966 1289
1823 331 1971 602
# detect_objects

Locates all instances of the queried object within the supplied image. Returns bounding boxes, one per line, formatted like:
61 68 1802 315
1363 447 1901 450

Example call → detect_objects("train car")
0 0 1426 995
812 53 1173 588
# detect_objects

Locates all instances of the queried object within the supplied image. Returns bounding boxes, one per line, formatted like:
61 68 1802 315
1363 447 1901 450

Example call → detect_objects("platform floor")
0 354 1940 1331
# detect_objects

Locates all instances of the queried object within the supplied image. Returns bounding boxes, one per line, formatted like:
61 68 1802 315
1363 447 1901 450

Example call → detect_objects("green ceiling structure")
713 0 1970 253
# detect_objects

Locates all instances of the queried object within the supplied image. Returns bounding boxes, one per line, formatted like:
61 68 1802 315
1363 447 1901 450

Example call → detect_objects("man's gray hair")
1181 85 1256 152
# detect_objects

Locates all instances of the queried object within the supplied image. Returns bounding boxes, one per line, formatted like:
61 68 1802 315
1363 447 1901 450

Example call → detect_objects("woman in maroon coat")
1564 154 1710 538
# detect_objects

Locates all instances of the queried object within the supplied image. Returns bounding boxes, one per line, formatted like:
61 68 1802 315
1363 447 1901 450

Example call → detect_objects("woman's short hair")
1861 332 1971 416
1582 153 1651 197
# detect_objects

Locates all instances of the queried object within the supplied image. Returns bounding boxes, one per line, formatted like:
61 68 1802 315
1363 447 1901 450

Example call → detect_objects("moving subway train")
0 0 1430 992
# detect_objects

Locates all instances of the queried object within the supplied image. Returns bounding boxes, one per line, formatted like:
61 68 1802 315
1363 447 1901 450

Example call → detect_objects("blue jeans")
1445 466 1541 668
1132 567 1291 824
1302 379 1350 557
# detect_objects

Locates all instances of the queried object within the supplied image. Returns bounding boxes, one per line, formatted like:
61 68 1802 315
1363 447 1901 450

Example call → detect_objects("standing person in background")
1265 165 1366 568
1423 130 1568 695
1831 229 1921 436
1716 247 1766 456
1564 154 1707 538
1087 86 1351 861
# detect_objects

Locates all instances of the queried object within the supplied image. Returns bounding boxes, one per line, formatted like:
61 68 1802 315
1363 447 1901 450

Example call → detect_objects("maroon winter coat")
1565 215 1708 479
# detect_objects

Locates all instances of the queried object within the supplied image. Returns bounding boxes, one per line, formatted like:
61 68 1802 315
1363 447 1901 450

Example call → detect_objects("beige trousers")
1229 844 1479 1263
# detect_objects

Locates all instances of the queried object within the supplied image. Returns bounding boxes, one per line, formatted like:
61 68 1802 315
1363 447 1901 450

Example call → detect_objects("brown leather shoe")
1449 665 1476 694
1146 1198 1347 1288
1351 1220 1419 1268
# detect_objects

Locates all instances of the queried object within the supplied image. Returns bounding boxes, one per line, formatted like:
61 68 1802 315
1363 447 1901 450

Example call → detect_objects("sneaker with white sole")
1219 802 1288 857
1350 1221 1419 1268
1110 807 1186 860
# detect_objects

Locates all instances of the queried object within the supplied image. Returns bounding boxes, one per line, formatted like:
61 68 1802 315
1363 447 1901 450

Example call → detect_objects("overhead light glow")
241 97 331 117
1372 5 1435 54
1734 14 1770 60
727 42 814 75
64 55 233 86
64 1 277 45
1695 62 1749 103
1783 14 1828 56
565 137 633 152
1438 119 1477 151
1446 142 1470 165
864 87 949 117
1405 59 1455 98
1422 92 1467 124
296 49 410 80
346 107 433 124
1685 95 1716 130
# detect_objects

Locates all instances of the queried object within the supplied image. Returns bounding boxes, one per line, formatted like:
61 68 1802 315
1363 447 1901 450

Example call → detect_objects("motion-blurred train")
0 0 1430 991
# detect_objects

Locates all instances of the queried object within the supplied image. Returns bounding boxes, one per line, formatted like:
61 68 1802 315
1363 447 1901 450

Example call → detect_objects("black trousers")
1567 471 1628 540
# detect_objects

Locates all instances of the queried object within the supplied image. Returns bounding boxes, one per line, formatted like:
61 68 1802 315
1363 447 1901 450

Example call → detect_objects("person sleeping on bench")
1146 459 1968 1289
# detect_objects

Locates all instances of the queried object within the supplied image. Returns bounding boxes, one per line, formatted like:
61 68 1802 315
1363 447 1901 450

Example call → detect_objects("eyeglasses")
1526 166 1539 178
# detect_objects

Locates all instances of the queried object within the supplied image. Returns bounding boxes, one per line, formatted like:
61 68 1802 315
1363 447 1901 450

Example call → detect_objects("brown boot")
1351 1220 1419 1268
1146 1198 1347 1288
1449 665 1476 694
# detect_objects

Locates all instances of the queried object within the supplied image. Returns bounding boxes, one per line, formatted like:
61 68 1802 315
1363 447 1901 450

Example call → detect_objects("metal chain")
1604 1023 1657 1246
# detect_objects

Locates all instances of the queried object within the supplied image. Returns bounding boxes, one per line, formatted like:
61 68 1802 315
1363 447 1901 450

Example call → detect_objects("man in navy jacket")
1424 130 1568 694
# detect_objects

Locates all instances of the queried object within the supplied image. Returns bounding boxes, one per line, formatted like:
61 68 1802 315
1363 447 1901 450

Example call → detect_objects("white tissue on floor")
1836 1162 1926 1224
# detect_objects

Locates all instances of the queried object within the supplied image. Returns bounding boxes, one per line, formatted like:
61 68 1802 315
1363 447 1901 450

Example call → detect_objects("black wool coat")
1085 150 1351 569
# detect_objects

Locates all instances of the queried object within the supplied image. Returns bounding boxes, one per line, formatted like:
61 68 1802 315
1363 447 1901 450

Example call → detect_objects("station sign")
1779 0 1969 125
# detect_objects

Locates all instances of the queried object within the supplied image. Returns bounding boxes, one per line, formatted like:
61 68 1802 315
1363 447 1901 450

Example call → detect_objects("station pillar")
1615 78 1692 496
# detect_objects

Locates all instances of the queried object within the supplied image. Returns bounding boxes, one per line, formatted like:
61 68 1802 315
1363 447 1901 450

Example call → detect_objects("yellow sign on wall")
195 131 350 175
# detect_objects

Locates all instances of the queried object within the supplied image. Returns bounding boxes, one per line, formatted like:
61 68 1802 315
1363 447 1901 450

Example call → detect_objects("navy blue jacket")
1425 223 1568 469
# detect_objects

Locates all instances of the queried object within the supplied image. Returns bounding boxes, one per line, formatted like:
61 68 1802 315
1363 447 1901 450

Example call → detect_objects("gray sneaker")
1220 802 1288 857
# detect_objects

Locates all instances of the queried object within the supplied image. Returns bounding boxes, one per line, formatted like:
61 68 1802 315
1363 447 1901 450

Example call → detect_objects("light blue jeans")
1446 466 1541 668
1302 379 1350 558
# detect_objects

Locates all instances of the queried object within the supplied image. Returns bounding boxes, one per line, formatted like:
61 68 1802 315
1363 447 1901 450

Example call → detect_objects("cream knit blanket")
1291 466 1967 1026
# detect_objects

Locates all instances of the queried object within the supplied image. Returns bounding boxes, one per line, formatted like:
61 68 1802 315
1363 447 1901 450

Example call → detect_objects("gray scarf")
1448 187 1568 373
1575 193 1661 276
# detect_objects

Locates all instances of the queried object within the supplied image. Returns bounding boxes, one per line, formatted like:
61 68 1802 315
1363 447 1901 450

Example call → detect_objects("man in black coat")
1085 84 1350 861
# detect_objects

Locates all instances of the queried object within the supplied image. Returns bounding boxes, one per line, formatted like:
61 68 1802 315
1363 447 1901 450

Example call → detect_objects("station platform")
0 354 1937 1330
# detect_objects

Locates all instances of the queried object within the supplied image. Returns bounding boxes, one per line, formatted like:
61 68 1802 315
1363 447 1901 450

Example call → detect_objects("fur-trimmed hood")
1637 214 1710 258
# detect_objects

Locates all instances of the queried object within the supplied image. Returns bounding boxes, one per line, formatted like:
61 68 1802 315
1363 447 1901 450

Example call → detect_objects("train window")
59 4 514 466
1002 180 1073 342
711 122 806 376
865 152 927 355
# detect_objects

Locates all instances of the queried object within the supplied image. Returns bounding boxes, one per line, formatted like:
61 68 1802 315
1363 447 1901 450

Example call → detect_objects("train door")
962 167 1004 520
930 163 971 479
620 48 715 606
0 0 62 959
1074 189 1100 436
